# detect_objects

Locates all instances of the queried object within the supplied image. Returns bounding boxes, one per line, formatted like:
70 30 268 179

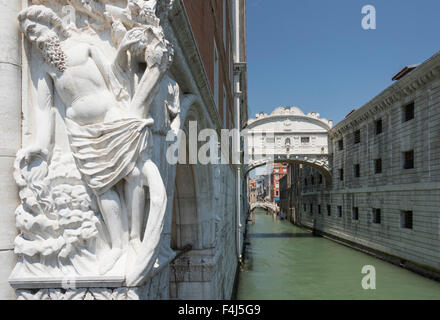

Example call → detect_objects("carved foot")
99 248 123 275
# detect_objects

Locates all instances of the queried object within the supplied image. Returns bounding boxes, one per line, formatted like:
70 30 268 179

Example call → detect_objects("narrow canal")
235 209 440 300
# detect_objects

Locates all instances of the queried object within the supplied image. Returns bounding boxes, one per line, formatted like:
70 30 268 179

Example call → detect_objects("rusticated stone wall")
296 52 440 278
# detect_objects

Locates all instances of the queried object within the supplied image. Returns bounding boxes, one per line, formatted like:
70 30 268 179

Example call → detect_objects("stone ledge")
0 149 18 157
302 181 440 196
9 276 125 289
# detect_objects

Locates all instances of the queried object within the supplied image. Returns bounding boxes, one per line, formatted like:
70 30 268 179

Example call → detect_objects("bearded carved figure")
10 0 192 297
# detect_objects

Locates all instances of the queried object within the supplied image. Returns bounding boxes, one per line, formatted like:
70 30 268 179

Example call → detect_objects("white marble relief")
10 0 190 292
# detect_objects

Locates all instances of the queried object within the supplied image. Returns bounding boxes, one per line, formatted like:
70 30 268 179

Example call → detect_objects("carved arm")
25 73 56 162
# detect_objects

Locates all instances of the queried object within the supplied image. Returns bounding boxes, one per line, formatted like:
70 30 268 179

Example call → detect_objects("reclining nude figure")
18 5 168 285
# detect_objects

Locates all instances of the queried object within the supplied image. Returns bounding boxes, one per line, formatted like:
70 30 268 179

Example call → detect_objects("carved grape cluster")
41 36 67 73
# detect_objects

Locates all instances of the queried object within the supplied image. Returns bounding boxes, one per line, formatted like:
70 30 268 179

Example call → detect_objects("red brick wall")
272 164 288 199
183 0 234 129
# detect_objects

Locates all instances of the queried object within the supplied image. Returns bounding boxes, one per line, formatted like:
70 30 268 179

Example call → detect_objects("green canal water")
235 209 440 300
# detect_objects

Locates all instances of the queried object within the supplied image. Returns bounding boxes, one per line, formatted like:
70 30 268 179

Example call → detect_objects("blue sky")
246 0 440 124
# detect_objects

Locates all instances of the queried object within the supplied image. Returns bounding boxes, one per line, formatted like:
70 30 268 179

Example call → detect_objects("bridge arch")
171 102 216 250
245 157 331 182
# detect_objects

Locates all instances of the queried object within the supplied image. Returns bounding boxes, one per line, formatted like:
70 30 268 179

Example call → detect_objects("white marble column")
0 0 22 299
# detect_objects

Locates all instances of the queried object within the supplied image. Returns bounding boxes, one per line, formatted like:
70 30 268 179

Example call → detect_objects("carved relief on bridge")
10 0 195 298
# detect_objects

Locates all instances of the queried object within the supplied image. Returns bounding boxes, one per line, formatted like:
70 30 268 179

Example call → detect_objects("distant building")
248 179 257 203
292 52 440 279
255 176 266 201
271 163 288 202
279 164 303 223
279 175 288 217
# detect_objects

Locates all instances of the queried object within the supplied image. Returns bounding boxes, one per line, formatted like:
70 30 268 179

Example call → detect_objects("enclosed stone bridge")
243 106 333 179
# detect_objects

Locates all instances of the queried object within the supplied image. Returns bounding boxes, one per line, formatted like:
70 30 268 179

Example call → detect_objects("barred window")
401 211 413 229
352 207 359 220
373 208 381 224
338 206 343 218
375 119 383 135
403 102 414 122
354 130 361 144
354 164 360 178
338 139 344 151
374 159 382 174
403 150 414 169
301 137 310 144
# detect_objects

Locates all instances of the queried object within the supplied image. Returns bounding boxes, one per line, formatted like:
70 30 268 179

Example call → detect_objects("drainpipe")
233 0 242 263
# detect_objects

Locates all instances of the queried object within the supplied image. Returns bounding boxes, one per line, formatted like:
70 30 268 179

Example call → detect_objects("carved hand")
114 30 141 70
119 30 142 51
23 145 49 165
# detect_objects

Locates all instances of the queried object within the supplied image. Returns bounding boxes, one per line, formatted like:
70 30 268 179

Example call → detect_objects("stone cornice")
248 114 332 131
329 51 440 139
301 181 440 196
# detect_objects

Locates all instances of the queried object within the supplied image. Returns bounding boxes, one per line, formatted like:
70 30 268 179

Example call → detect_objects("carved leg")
124 165 145 252
97 189 128 274
125 159 167 287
